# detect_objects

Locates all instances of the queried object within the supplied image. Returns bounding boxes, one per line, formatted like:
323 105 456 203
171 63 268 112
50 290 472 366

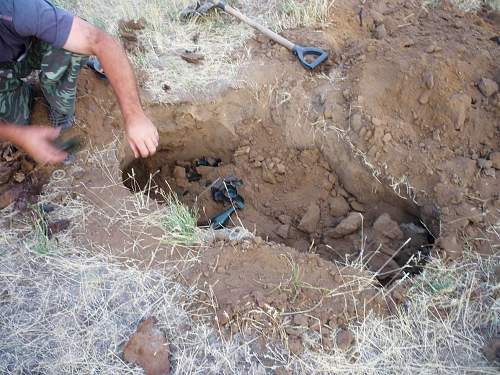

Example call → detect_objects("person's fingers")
47 126 62 140
136 140 150 158
128 139 140 158
145 138 157 156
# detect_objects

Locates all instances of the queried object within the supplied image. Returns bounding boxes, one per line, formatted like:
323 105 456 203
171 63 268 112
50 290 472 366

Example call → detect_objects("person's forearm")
92 33 145 125
0 121 23 144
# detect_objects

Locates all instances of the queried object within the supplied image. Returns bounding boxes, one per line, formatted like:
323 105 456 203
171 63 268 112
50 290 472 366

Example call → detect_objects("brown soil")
3 0 498 355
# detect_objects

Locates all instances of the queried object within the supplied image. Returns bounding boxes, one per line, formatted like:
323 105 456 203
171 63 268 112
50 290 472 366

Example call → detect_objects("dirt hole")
123 121 435 284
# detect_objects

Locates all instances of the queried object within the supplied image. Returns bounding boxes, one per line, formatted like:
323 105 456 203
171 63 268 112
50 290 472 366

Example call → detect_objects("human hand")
125 114 159 158
15 126 67 165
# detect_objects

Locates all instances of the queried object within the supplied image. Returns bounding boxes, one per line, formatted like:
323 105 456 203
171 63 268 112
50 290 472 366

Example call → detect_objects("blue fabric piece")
0 0 73 62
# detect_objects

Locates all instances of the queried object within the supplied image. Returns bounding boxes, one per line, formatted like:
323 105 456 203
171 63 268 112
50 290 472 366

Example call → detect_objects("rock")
262 165 276 184
0 185 22 209
350 200 365 212
13 171 25 183
373 213 404 240
336 329 354 351
276 163 286 174
329 196 350 217
327 212 362 238
180 51 205 65
448 93 470 131
382 133 392 143
426 43 442 53
484 168 496 178
234 146 250 157
483 336 500 363
276 224 291 239
123 317 170 375
278 214 292 225
477 158 493 169
434 183 464 206
490 152 500 170
298 203 321 234
477 78 498 97
350 113 362 132
293 314 309 326
423 70 434 89
374 24 387 40
173 166 186 180
419 90 431 105
0 164 14 185
436 235 461 260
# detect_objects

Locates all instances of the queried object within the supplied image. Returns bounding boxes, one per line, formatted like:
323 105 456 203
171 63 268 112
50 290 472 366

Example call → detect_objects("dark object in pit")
210 175 245 229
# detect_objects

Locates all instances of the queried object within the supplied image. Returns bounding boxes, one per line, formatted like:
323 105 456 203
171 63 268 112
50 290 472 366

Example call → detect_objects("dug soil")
1 0 498 355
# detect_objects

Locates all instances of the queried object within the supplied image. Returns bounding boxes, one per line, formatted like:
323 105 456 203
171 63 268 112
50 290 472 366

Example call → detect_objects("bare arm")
63 17 158 158
0 122 66 164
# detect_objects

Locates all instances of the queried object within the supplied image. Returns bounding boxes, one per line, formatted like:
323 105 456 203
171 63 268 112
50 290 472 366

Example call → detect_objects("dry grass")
55 0 334 103
0 139 498 373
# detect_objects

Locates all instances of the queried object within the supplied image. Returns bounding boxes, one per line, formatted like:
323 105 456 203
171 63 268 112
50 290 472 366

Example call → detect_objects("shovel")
182 0 329 70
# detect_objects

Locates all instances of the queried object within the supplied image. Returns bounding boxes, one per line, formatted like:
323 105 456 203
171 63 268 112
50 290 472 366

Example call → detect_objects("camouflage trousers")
0 39 88 125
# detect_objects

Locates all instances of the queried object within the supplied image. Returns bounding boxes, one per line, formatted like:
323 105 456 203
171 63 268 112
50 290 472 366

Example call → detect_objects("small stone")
350 200 365 212
477 158 493 169
0 185 22 209
276 163 286 174
336 329 354 351
262 165 276 184
180 51 205 65
490 152 500 170
326 212 362 238
173 166 186 180
382 133 392 143
351 113 362 132
298 203 321 234
276 224 291 239
13 171 25 183
484 168 496 178
373 213 403 240
374 24 387 40
234 146 251 156
368 252 400 279
419 90 431 105
47 219 71 239
278 215 292 225
0 164 14 185
329 196 350 217
448 93 470 131
477 78 498 97
423 70 434 89
293 314 309 326
123 317 171 375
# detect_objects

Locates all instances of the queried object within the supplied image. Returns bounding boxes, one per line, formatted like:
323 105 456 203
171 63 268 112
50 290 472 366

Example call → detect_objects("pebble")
298 203 321 234
276 224 291 239
383 133 392 143
329 196 350 217
423 70 435 89
374 24 387 40
477 78 499 97
419 90 431 105
336 329 354 351
371 117 383 126
326 212 363 238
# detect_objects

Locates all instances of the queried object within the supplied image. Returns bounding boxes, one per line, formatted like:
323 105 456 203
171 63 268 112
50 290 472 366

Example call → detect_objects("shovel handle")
214 1 295 50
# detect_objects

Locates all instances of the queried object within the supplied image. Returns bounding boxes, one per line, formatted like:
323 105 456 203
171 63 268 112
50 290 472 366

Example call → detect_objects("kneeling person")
0 0 158 164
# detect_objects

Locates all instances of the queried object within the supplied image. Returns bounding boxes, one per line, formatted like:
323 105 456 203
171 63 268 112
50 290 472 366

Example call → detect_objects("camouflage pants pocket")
0 67 32 125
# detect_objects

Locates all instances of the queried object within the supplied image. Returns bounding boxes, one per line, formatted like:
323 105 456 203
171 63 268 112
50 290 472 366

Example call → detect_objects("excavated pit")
122 111 436 284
